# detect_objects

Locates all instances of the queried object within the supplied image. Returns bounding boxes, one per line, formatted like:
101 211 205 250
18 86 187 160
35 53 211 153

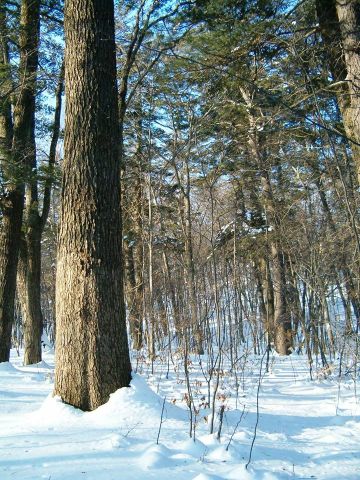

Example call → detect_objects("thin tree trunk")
0 9 18 358
255 256 275 344
162 251 182 336
18 61 64 365
313 171 360 330
125 242 143 350
123 111 144 351
0 0 40 362
17 228 42 364
183 192 204 355
146 171 156 361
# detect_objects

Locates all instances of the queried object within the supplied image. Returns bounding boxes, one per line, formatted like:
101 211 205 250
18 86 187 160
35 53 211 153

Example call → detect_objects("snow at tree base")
1 348 359 480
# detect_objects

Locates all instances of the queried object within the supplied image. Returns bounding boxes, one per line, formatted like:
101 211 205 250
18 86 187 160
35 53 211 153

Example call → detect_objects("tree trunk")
0 3 17 361
54 0 131 411
17 229 43 364
19 60 64 365
240 85 292 355
260 169 292 355
270 241 291 355
162 251 182 336
336 0 360 183
316 0 360 184
255 255 275 343
182 173 204 354
123 115 144 351
0 193 23 361
0 0 40 362
124 242 143 350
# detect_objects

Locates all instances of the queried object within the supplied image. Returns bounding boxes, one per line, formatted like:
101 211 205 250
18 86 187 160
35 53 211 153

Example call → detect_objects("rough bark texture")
54 0 131 411
336 0 360 184
15 0 42 366
0 2 15 361
0 0 40 362
0 193 23 361
316 0 360 184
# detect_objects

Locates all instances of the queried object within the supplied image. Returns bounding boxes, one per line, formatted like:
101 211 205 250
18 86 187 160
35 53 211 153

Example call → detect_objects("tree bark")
54 0 131 411
260 168 292 355
18 62 64 365
0 0 40 362
255 255 275 343
0 2 16 361
183 191 204 354
124 240 143 351
336 0 360 184
316 0 360 184
17 229 43 364
123 112 144 351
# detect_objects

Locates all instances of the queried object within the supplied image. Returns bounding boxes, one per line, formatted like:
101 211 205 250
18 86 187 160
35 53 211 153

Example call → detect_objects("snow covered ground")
1 348 360 480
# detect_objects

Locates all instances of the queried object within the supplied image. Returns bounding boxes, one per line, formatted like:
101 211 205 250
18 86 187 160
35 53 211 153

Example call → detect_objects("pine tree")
53 0 131 411
0 0 41 362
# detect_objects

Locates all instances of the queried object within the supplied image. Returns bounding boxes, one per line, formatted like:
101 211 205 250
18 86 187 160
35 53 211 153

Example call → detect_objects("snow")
1 349 360 479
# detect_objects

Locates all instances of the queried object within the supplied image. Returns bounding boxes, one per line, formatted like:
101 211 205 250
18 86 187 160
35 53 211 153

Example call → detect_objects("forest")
0 0 360 478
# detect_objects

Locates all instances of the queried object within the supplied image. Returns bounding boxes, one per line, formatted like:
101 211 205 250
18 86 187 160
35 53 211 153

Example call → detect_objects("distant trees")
116 0 192 352
0 0 359 404
113 0 358 361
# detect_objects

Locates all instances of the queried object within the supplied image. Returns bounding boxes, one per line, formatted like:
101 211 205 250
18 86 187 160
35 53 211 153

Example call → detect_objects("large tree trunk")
0 0 40 362
54 0 131 411
17 115 42 365
316 0 360 184
336 0 360 184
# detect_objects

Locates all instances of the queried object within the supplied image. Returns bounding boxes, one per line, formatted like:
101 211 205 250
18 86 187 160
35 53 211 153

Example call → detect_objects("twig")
245 348 268 469
217 405 225 441
226 404 246 451
156 396 166 445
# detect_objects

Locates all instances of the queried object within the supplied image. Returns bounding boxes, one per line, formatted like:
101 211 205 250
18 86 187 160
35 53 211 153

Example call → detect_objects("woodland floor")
0 347 360 479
